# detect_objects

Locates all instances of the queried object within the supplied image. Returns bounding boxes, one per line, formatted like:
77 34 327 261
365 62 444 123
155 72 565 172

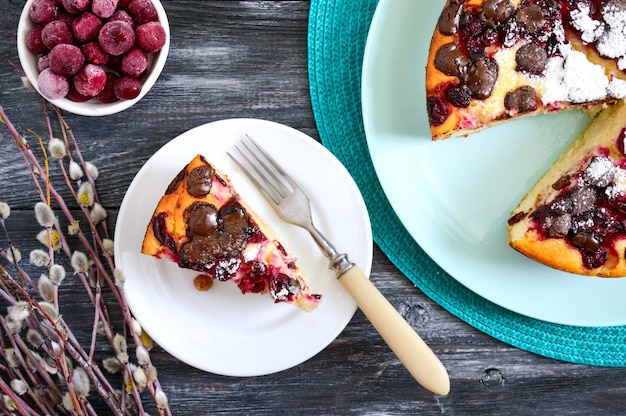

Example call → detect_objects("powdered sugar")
584 156 615 185
542 44 610 104
518 2 626 105
570 1 626 68
607 166 626 198
571 3 605 43
607 76 626 98
582 156 626 199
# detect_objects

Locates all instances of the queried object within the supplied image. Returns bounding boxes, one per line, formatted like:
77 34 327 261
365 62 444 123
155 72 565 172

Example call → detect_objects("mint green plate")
361 0 626 327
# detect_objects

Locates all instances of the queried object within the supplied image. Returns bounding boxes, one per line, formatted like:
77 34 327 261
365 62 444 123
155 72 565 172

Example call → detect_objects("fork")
228 135 450 396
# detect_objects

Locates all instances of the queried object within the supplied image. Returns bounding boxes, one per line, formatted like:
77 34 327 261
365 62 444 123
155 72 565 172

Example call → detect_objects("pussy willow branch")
0 103 172 415
0 114 137 411
0 268 122 414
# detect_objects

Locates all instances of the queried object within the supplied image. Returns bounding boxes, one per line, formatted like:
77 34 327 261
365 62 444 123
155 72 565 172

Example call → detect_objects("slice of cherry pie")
508 100 626 277
141 154 321 310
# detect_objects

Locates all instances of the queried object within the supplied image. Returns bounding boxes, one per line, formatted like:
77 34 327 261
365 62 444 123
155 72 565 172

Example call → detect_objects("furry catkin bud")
10 379 28 396
34 202 55 228
36 229 62 251
48 138 66 158
77 183 94 207
103 238 114 256
26 329 44 348
102 357 123 374
0 202 10 219
6 317 23 334
67 220 80 236
61 392 74 410
113 269 125 286
90 203 107 224
21 76 33 90
69 160 83 180
37 274 55 302
155 389 168 409
39 302 59 323
85 162 99 180
29 249 51 267
136 345 150 365
71 251 89 273
4 349 19 368
132 365 147 390
113 334 127 353
49 264 66 285
5 247 21 264
132 318 142 335
7 301 30 322
72 368 90 398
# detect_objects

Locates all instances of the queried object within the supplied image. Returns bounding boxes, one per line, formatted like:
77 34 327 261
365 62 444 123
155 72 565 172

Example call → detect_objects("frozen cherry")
136 21 167 52
67 84 91 102
73 63 107 97
96 72 120 103
106 54 123 72
37 54 50 72
127 0 158 25
26 27 48 54
109 9 134 26
56 12 74 28
92 0 119 19
114 76 142 99
98 20 135 56
121 48 148 76
49 43 85 75
82 41 109 65
29 0 58 25
61 0 90 15
37 68 69 100
71 12 103 43
41 20 73 49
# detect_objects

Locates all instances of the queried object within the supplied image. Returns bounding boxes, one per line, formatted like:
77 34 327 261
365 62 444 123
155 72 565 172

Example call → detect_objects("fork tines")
227 134 294 205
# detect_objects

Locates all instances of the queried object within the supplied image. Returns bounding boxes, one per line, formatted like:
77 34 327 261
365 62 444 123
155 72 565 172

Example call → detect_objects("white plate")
114 119 372 376
361 0 626 327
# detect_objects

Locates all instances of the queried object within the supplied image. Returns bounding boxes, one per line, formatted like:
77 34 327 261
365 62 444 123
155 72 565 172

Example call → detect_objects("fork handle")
338 265 450 396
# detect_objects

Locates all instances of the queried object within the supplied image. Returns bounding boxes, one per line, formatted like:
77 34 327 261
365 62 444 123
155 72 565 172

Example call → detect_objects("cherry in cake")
427 0 626 140
141 154 321 310
508 100 626 277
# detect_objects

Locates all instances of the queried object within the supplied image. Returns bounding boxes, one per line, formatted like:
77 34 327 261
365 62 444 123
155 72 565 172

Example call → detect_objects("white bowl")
17 0 170 117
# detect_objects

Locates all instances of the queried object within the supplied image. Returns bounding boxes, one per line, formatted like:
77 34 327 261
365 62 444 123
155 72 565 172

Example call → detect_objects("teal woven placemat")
307 0 626 366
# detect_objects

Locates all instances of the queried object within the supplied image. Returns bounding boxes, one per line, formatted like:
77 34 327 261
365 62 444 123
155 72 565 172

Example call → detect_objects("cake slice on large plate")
426 0 626 140
507 99 626 277
141 154 321 310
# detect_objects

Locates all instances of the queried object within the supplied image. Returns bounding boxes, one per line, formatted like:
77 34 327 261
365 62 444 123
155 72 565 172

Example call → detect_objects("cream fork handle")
338 265 450 396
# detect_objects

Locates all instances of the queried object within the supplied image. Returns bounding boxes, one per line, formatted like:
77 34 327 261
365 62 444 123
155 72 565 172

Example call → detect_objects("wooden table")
2 1 626 414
